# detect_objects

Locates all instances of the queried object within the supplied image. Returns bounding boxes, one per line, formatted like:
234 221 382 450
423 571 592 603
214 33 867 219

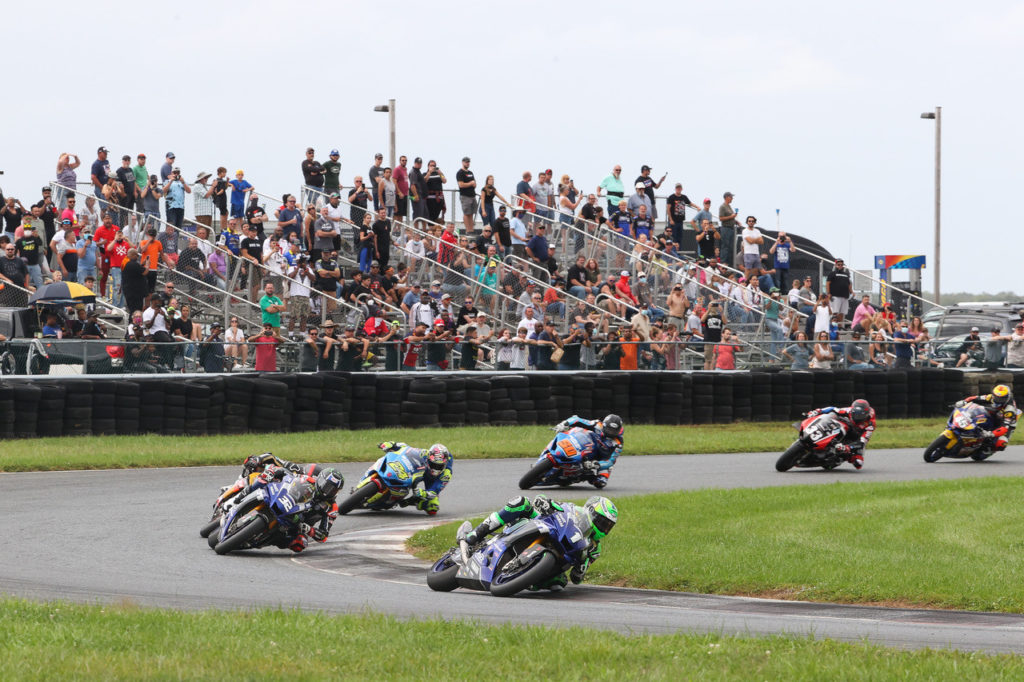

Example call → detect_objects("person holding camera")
768 231 792 288
287 256 314 332
162 167 191 229
701 300 727 370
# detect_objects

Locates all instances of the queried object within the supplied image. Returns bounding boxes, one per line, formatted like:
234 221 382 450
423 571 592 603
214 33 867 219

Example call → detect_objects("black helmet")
314 468 343 499
850 399 871 424
602 414 623 440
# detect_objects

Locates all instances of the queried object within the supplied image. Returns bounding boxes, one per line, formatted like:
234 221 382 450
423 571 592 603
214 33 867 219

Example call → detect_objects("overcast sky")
3 0 1021 293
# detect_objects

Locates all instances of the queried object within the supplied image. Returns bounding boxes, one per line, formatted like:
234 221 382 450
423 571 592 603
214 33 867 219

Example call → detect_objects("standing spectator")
714 328 739 370
740 216 764 280
982 326 1011 370
597 164 624 215
301 147 324 208
393 155 410 221
93 212 118 297
200 321 226 373
55 153 81 209
665 183 697 249
160 152 175 183
557 183 582 232
314 250 341 315
634 165 666 220
192 171 214 228
207 167 229 232
479 175 508 229
525 224 550 280
277 195 302 244
138 228 163 296
90 146 111 203
768 231 792 288
632 205 653 240
131 154 148 214
1 197 26 240
356 213 375 274
455 156 477 232
665 284 689 330
491 204 511 256
892 321 918 369
0 241 31 295
409 157 427 220
176 237 207 292
377 167 397 218
626 182 652 217
321 148 342 198
372 207 392 270
368 152 385 211
311 206 338 265
51 224 79 283
15 225 44 289
139 176 162 239
826 258 852 328
347 176 372 243
424 160 447 223
229 170 253 220
248 323 283 372
690 198 713 232
162 167 191 229
718 192 739 268
607 201 634 269
509 207 528 259
534 170 555 225
120 248 148 313
107 229 130 307
259 281 286 335
287 256 314 332
239 224 265 301
34 187 59 248
514 171 536 218
114 156 138 228
1005 322 1024 368
701 301 725 370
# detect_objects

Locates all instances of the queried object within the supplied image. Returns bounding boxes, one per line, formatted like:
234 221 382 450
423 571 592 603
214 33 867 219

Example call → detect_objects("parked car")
0 306 123 375
922 302 1024 340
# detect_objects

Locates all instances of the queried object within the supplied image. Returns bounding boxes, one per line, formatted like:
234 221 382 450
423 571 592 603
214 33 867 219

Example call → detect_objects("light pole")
920 107 941 305
373 99 396 169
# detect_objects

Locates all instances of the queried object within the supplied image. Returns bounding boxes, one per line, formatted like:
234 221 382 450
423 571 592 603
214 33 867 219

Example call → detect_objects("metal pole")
388 98 396 171
933 106 941 306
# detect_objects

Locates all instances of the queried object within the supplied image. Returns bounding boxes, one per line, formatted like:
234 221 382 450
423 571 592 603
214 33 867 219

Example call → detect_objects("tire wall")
0 369 1018 438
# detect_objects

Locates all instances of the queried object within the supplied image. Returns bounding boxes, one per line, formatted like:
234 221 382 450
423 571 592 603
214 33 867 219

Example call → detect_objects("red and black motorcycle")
775 411 855 472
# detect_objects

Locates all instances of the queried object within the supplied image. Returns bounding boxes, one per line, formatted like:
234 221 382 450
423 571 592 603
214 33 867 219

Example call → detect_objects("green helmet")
584 496 618 540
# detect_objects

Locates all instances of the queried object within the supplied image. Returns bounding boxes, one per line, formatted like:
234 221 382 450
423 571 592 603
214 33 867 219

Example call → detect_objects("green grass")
409 477 1024 612
0 599 1021 680
0 420 944 472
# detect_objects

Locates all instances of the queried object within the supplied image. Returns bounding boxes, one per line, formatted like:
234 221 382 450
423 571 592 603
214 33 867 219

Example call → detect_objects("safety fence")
0 368 1018 439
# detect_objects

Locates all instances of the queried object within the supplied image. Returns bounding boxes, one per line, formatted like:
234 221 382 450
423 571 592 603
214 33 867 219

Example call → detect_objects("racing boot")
465 515 501 546
529 572 568 592
591 472 609 489
847 454 864 470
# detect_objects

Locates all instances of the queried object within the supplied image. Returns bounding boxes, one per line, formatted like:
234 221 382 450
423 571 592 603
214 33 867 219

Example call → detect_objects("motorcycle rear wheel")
775 441 805 472
923 435 950 463
427 551 460 592
490 551 557 597
337 482 378 515
519 459 554 490
214 515 268 555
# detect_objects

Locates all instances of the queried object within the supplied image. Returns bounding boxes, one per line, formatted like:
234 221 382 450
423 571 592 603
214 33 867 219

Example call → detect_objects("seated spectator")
846 330 873 369
852 294 876 333
781 331 810 369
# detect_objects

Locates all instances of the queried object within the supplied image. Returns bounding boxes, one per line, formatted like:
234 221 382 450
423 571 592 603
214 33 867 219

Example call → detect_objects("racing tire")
518 458 554 490
214 514 268 555
490 550 557 597
199 517 221 539
337 481 378 515
970 450 995 462
775 441 805 472
923 434 950 463
426 552 460 592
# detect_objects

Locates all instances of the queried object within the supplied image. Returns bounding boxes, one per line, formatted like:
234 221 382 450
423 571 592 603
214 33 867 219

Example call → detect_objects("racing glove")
258 465 278 483
583 460 600 473
533 494 553 515
834 444 851 455
570 562 588 584
554 419 571 432
311 527 328 542
299 523 313 536
378 441 398 452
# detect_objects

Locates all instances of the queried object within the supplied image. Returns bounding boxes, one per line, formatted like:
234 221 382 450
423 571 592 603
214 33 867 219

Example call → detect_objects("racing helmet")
849 399 872 424
426 444 450 475
992 384 1013 408
244 452 277 474
583 496 618 540
602 414 624 440
314 468 344 499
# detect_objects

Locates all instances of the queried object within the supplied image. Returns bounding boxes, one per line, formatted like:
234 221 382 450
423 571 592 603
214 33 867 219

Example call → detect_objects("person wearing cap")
393 155 410 220
634 165 666 220
33 186 59 247
162 166 191 229
607 200 634 269
377 167 398 219
713 191 738 267
14 222 44 288
159 152 176 183
91 147 111 201
200 321 227 373
825 258 852 328
228 170 253 220
662 183 697 249
626 181 652 218
980 326 1014 370
188 171 214 229
456 156 477 232
300 147 325 209
368 152 385 212
113 154 138 228
247 322 283 372
131 154 148 212
954 327 984 368
409 290 437 330
532 170 555 225
408 157 427 220
424 317 454 371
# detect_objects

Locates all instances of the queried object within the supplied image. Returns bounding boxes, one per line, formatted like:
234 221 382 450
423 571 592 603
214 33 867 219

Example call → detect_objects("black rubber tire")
337 481 378 515
426 552 460 592
923 434 950 463
776 440 805 472
519 458 554 490
199 517 221 539
490 551 557 597
214 514 268 555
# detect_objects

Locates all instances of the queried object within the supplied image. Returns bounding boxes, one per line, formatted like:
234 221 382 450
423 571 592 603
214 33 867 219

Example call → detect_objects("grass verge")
0 599 1021 680
409 477 1024 613
0 419 944 472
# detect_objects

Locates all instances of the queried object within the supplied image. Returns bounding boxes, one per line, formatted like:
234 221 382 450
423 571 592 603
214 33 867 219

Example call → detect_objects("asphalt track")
4 447 1024 653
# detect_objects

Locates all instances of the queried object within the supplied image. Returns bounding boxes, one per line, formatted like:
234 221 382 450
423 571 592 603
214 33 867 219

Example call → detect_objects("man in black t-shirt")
115 156 138 227
700 301 725 370
33 187 58 246
409 157 428 220
245 196 268 238
665 183 697 248
473 226 494 254
455 156 477 233
634 165 666 220
15 225 44 288
371 208 392 270
492 205 511 254
301 147 324 208
826 258 852 326
239 225 264 300
342 271 371 305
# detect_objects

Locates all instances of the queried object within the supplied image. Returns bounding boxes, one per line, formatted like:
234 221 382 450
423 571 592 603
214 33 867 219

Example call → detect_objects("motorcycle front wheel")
923 434 951 463
199 516 221 539
337 481 378 515
426 551 460 592
490 551 557 597
518 459 554 490
775 441 805 472
214 514 268 555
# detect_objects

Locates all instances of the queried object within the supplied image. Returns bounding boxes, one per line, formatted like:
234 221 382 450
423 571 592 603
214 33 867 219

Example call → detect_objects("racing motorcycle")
208 474 315 555
519 427 600 490
337 448 429 514
199 471 258 539
427 511 591 597
923 403 1016 463
775 411 855 472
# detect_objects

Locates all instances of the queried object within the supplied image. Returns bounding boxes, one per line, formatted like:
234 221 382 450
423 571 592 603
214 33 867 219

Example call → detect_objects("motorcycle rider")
464 494 618 590
957 384 1019 456
548 414 623 488
236 464 344 553
240 452 323 479
373 441 453 515
802 399 876 469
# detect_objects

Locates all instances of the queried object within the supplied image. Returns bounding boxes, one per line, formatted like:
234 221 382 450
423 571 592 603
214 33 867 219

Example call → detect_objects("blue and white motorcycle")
208 474 315 555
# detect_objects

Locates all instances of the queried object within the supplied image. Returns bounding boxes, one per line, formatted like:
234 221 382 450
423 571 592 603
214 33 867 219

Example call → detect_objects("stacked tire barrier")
1 369 1022 439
